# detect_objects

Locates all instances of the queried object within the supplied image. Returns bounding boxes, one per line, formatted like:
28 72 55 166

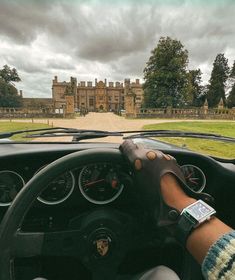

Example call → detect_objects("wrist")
161 173 196 212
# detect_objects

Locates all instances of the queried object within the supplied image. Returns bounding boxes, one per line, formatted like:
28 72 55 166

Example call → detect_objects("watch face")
185 200 215 221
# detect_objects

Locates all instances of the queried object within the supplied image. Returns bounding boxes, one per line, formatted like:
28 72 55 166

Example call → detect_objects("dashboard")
0 141 234 231
0 141 235 280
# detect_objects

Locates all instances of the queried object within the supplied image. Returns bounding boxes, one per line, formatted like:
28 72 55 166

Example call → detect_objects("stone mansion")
52 76 144 114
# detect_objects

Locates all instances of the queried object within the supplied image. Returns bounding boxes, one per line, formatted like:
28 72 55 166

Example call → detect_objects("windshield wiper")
0 127 73 139
23 128 123 141
1 127 235 143
124 130 235 143
0 127 123 141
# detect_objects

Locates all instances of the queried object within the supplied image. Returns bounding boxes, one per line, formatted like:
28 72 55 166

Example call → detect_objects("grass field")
0 122 51 141
143 121 235 159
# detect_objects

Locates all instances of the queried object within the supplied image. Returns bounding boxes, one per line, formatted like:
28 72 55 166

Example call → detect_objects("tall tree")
184 69 204 107
227 84 235 108
0 65 21 83
227 61 235 108
0 79 22 107
207 53 229 108
230 61 235 78
143 37 188 108
0 65 22 107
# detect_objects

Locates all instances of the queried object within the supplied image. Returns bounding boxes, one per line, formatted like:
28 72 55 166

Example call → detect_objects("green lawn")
143 121 235 159
0 122 51 141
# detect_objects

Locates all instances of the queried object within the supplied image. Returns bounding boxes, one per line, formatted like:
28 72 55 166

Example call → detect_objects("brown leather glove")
119 139 213 227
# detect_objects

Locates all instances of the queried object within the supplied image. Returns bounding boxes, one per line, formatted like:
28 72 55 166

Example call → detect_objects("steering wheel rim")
0 148 124 280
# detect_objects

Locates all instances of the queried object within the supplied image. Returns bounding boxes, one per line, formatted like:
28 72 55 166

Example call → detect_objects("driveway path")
47 113 179 131
30 112 181 143
6 112 232 143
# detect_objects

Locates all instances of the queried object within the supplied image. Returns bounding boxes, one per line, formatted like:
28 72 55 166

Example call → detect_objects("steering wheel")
0 148 134 280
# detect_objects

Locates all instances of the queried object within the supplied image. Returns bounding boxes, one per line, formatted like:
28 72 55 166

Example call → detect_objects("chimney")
136 79 140 84
95 78 97 85
54 76 58 83
124 78 130 86
19 90 23 97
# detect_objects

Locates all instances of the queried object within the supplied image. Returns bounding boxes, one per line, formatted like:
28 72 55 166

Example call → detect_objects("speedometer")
37 170 75 205
0 170 25 206
78 163 124 204
181 164 206 192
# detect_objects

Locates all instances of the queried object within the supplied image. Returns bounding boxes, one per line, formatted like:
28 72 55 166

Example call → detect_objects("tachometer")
181 164 206 192
78 163 124 204
0 170 25 206
37 169 75 205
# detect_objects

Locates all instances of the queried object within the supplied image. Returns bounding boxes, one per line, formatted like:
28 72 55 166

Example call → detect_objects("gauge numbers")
37 171 75 205
181 164 206 192
0 170 25 206
79 163 124 204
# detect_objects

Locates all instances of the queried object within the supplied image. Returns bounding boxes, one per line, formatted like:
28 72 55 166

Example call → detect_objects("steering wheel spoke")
12 230 44 258
12 229 83 258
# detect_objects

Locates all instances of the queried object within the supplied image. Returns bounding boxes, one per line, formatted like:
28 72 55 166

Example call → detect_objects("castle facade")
52 76 144 113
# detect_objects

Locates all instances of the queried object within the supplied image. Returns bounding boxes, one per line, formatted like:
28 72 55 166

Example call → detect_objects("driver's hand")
119 140 194 226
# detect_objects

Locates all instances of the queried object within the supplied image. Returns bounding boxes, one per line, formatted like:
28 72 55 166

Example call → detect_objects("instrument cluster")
0 161 207 207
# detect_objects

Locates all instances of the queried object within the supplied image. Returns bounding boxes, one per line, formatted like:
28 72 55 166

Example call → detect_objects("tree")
143 36 188 108
230 61 235 78
0 65 22 107
227 84 235 108
227 62 235 108
0 65 21 84
184 69 204 107
0 79 22 107
207 53 229 108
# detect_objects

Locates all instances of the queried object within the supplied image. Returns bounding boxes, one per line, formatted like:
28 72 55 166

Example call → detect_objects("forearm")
186 217 232 264
161 174 233 263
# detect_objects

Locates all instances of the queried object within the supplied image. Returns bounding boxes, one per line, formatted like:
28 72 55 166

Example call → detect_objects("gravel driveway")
6 112 231 143
28 112 181 143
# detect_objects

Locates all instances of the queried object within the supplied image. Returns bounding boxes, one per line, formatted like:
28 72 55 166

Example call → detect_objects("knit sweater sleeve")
202 230 235 279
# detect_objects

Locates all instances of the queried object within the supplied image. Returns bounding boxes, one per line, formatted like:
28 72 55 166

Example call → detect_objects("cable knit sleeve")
202 230 235 279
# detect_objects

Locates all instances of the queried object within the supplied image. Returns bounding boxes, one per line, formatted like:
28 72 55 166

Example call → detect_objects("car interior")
0 141 234 280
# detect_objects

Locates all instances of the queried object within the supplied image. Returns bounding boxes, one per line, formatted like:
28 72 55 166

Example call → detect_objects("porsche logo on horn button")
95 237 111 257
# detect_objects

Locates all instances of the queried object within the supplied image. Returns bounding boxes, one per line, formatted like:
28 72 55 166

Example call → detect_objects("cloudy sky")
0 0 235 98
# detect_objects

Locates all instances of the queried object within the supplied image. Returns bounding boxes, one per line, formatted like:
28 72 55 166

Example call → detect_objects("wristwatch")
176 200 216 246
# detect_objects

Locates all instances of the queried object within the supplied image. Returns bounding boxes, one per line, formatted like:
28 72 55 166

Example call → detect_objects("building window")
99 96 103 101
89 98 94 106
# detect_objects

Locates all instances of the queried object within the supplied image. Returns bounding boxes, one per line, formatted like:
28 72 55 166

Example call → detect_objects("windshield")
0 0 235 160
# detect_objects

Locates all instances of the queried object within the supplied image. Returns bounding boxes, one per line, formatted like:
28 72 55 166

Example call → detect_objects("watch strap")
176 213 196 246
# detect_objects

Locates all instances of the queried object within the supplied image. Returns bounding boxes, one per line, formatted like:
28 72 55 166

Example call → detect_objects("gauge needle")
185 172 193 179
84 178 105 187
189 178 199 185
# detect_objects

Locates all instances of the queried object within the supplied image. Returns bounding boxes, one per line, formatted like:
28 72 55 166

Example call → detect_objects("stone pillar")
218 97 224 109
166 106 172 117
202 99 208 116
65 95 75 116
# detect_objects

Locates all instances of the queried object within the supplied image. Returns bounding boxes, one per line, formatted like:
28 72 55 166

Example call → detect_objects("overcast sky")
0 0 235 98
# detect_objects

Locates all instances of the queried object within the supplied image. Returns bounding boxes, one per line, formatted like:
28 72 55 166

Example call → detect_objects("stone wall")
131 107 235 120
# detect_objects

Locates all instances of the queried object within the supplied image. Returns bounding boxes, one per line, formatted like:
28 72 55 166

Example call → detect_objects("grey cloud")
19 72 52 98
45 58 76 71
1 0 235 97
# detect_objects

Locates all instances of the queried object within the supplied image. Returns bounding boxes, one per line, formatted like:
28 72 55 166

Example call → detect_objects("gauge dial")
0 170 25 206
181 164 206 192
37 170 75 205
79 163 124 204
